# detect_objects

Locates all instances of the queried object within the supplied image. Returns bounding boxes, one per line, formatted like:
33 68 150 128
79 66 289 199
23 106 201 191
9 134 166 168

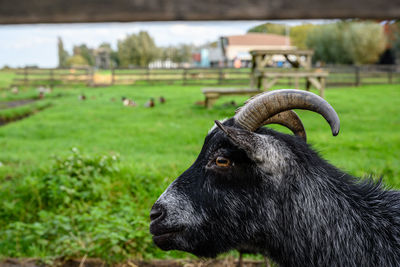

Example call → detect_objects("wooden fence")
111 68 250 86
112 65 400 87
252 65 400 88
10 65 400 88
11 67 92 87
322 65 400 87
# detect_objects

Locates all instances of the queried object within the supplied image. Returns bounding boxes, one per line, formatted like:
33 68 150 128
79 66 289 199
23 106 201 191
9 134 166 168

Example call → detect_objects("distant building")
149 59 179 69
192 45 224 68
221 33 294 67
193 33 294 68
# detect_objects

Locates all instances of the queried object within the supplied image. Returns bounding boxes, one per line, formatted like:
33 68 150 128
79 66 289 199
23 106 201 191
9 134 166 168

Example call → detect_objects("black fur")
150 118 400 266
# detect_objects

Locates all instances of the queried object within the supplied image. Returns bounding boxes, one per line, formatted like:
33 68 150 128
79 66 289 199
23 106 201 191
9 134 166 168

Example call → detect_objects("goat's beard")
153 226 234 258
175 230 230 258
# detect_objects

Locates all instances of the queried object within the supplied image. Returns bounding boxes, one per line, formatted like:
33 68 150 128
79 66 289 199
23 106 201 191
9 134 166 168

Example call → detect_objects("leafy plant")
0 149 172 262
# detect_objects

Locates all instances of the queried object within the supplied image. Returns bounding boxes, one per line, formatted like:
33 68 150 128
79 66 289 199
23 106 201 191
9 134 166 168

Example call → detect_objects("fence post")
355 66 361 86
111 67 115 85
24 66 28 85
50 69 54 89
218 68 223 85
183 69 187 85
388 65 393 84
90 68 95 86
146 68 150 84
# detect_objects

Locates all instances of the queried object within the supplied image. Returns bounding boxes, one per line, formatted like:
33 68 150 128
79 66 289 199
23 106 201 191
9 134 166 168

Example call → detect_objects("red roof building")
221 33 293 62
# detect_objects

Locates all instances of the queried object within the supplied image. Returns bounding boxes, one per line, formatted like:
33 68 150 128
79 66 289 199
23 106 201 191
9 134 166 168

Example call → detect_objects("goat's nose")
150 204 165 221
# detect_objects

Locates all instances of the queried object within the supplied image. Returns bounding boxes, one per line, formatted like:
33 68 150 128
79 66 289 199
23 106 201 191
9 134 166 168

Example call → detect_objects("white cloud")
6 36 54 49
0 20 330 67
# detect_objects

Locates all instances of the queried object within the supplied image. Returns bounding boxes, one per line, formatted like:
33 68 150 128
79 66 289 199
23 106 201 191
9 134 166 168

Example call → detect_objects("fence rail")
111 67 251 86
11 67 92 87
10 65 400 88
322 65 400 87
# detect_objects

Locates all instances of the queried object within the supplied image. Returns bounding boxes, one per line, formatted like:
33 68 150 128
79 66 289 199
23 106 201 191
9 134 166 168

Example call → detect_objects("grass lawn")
0 70 15 90
0 82 399 262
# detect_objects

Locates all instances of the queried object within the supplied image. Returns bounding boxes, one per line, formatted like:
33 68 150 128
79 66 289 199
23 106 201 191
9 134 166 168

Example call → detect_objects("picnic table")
260 70 328 97
201 49 328 108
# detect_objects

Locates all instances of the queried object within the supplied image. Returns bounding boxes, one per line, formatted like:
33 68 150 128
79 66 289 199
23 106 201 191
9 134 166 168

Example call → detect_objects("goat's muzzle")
150 203 183 250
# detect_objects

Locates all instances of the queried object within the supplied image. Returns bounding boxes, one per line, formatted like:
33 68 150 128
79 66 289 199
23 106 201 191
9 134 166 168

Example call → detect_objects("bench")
202 88 261 108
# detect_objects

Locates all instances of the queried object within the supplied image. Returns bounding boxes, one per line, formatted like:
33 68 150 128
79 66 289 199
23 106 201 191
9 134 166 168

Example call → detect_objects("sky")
0 20 328 68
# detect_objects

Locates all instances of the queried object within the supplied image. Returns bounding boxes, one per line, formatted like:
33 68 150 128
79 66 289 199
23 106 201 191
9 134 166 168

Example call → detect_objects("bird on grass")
144 98 155 108
11 87 19 94
122 97 137 107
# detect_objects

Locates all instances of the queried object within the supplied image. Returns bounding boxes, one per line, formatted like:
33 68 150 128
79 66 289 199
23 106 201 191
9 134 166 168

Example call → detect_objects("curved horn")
234 89 340 136
264 111 307 141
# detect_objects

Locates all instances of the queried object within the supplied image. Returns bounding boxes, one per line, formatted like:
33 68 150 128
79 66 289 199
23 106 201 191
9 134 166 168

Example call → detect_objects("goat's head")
150 89 340 258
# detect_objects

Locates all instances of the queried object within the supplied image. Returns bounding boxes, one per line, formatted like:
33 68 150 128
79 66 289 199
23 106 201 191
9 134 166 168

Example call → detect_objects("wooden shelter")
250 49 315 87
249 49 328 97
203 49 327 108
251 50 314 70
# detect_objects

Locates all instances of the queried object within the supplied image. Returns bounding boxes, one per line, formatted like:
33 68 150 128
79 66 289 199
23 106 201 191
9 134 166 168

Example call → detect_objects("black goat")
150 89 400 266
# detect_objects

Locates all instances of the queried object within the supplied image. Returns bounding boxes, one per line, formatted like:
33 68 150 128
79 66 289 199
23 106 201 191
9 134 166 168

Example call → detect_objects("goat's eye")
216 157 231 167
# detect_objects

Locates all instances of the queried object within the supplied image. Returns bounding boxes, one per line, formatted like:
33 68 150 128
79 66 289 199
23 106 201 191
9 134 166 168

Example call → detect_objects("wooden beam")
251 50 315 56
263 77 279 90
0 0 399 24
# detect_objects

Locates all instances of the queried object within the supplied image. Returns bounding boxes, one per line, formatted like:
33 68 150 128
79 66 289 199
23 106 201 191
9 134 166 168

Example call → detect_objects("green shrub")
0 149 166 262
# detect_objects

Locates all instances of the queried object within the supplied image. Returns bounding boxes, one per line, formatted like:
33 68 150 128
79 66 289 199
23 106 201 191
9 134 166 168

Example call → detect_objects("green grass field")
0 70 15 90
0 77 399 262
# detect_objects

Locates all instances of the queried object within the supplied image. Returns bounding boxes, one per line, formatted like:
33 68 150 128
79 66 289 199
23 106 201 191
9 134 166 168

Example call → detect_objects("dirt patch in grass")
0 258 268 267
0 99 37 110
0 102 52 126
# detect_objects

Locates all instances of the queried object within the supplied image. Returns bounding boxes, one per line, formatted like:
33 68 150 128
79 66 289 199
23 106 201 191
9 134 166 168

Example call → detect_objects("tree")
290 24 316 49
73 44 95 66
162 44 193 63
307 21 386 65
57 37 69 68
117 31 160 67
110 50 120 67
177 44 194 63
99 42 112 50
66 55 89 67
343 22 386 64
247 23 287 35
159 44 194 66
161 46 175 61
391 22 400 63
306 23 353 64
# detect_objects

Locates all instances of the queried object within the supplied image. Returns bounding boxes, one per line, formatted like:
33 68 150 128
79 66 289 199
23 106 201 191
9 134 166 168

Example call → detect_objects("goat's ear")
214 120 265 163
